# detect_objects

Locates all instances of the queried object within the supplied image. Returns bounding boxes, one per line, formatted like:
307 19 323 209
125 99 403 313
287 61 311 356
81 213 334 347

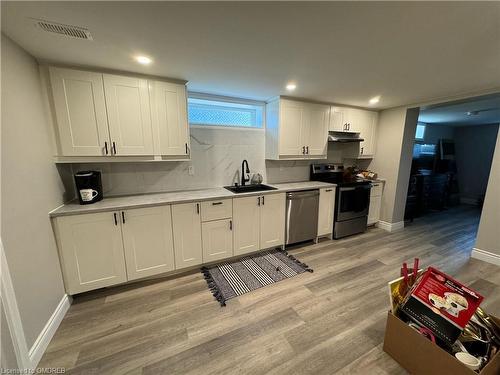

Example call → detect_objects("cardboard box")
383 312 500 375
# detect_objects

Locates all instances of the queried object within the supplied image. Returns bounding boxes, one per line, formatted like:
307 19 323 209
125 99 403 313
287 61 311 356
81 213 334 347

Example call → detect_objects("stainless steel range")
310 164 372 239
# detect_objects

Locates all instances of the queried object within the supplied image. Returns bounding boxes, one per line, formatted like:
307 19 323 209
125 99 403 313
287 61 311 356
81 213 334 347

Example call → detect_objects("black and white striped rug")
201 250 313 306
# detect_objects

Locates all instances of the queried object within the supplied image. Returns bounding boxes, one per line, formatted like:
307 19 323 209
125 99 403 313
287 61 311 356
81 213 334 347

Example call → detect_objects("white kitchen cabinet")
55 211 127 294
103 74 154 155
171 202 203 269
202 219 233 262
49 67 110 156
368 181 384 225
233 195 261 256
149 80 190 156
266 98 329 160
329 106 378 157
259 193 286 249
233 193 286 255
304 103 330 156
121 206 175 280
317 187 336 237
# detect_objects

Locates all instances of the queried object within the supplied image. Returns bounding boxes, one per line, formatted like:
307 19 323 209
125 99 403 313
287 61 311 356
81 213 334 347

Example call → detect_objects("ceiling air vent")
33 19 93 40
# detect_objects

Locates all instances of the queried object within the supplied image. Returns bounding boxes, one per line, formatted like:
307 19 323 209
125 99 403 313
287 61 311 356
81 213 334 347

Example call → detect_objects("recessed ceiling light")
135 55 152 65
286 83 297 91
369 96 380 105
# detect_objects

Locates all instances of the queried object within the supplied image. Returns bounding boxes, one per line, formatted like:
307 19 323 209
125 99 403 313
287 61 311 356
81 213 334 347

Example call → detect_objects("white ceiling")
2 1 500 109
419 93 500 126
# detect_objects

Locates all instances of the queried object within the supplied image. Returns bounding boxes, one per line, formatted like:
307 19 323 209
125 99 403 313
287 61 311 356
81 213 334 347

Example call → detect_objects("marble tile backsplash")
63 126 365 198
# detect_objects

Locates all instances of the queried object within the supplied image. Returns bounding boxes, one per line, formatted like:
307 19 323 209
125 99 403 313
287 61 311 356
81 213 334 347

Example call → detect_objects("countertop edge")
49 182 337 218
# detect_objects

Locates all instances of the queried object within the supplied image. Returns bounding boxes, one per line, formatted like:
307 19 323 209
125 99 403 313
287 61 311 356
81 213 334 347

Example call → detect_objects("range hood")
328 131 364 143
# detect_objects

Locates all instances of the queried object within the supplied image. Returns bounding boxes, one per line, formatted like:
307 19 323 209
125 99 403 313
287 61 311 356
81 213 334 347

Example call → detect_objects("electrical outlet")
188 166 195 175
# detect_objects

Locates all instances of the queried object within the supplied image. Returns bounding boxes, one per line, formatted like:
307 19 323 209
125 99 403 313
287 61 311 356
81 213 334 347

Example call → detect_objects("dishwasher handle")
286 190 320 199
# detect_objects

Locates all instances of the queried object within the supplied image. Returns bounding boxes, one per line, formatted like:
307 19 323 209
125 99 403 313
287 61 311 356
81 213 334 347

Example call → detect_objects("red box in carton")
400 267 484 345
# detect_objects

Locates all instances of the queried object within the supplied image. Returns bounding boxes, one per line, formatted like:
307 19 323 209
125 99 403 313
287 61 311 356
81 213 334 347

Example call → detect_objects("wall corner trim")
377 220 405 232
28 294 72 368
471 248 500 266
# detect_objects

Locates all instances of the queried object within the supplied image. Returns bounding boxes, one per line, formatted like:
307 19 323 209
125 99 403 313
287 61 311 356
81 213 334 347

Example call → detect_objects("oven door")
336 184 371 222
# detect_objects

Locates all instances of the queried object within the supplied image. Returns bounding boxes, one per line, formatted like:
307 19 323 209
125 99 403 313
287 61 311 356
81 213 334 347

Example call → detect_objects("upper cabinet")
49 68 110 156
149 80 190 157
47 66 189 161
329 106 378 158
103 74 154 156
266 98 329 160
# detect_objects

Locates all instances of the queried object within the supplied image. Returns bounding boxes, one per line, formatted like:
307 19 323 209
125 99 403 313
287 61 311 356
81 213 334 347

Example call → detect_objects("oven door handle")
340 187 356 192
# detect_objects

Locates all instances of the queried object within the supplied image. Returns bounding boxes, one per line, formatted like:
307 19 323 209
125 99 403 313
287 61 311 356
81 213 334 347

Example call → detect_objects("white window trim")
187 92 266 129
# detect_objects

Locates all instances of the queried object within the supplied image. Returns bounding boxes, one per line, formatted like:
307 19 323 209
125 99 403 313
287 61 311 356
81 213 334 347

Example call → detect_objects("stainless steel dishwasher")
285 189 320 245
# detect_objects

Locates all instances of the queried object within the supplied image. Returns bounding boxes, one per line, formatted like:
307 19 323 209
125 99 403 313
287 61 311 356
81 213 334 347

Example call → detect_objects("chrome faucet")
241 160 250 186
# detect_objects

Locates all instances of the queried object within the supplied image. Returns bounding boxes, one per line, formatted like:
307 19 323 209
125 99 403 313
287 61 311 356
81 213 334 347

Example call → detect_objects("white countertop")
49 181 336 218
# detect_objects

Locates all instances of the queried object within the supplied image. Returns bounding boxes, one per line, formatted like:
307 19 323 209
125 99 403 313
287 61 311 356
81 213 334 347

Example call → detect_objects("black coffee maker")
74 171 103 205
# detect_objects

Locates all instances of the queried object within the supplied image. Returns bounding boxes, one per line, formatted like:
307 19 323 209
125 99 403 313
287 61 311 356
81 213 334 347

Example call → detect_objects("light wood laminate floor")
38 206 500 374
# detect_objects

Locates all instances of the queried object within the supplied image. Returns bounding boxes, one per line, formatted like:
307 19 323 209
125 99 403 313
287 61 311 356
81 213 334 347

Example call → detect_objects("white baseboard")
377 220 405 232
28 294 72 368
471 248 500 266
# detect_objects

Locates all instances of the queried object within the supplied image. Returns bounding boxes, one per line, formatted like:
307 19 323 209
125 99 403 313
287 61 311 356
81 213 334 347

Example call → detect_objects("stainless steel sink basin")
224 184 277 194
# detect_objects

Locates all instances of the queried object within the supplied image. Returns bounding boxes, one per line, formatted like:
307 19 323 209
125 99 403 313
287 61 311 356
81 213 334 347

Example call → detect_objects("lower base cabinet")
121 206 175 280
55 211 127 294
233 193 286 256
317 187 336 237
368 182 384 225
202 219 233 262
171 202 203 269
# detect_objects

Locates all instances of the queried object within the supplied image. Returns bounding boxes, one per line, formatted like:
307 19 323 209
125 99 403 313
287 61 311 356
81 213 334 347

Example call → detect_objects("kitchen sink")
224 184 278 194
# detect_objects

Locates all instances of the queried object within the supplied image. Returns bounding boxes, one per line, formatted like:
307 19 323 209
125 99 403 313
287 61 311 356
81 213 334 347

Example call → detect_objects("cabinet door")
260 193 286 249
233 196 261 256
103 74 154 155
279 100 304 156
304 103 329 156
329 107 345 132
318 188 336 236
56 212 126 294
358 111 378 157
121 206 175 280
150 81 189 156
172 202 202 269
49 67 110 156
368 195 382 225
202 219 233 262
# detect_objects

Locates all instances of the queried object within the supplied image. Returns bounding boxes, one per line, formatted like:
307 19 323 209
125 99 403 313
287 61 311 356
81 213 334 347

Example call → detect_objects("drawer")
371 182 384 197
201 199 233 222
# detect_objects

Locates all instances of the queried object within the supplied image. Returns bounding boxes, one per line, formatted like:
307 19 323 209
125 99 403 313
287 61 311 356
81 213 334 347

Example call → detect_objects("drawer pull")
325 189 333 192
212 202 223 206
229 220 233 230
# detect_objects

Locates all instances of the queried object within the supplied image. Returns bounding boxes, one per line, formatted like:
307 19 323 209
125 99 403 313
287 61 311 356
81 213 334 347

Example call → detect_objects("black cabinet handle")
360 147 364 155
229 220 232 231
325 189 333 192
257 197 261 206
185 143 188 154
212 202 223 206
121 211 125 224
302 146 305 154
196 203 200 214
113 213 117 226
112 141 117 155
306 146 309 154
104 141 108 155
262 195 265 205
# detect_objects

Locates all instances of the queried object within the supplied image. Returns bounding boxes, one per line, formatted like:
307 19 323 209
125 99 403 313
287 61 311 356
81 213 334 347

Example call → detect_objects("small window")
415 124 426 140
188 94 264 128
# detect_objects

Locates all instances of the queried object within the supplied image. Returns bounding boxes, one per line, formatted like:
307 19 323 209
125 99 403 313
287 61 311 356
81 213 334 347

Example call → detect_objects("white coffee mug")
80 189 98 202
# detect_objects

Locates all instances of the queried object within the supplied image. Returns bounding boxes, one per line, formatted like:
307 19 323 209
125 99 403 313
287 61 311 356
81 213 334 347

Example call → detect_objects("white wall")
69 127 358 197
454 124 499 203
369 107 419 224
1 35 66 348
474 129 500 258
